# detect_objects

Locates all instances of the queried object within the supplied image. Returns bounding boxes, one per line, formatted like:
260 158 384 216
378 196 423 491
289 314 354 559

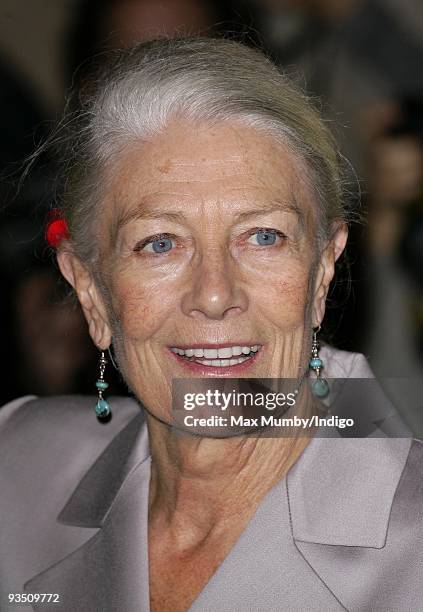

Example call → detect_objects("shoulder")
0 396 145 596
320 345 374 378
0 394 142 493
0 393 141 435
371 437 423 607
399 437 423 506
382 437 423 519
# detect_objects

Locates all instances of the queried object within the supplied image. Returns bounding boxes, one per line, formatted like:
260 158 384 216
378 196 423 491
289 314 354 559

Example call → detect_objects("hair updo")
51 37 354 265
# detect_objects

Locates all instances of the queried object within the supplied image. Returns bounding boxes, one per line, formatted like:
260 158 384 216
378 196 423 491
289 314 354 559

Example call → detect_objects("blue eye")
250 229 278 246
151 237 173 253
136 234 175 254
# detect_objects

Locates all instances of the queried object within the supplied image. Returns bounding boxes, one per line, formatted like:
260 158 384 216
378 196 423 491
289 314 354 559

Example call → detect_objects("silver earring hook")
107 345 118 371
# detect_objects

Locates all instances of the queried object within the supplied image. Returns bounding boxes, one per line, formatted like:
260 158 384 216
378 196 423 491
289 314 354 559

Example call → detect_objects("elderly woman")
0 38 422 612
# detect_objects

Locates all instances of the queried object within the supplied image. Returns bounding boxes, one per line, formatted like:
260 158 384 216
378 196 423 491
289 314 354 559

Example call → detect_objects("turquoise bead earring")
95 351 111 421
309 326 329 398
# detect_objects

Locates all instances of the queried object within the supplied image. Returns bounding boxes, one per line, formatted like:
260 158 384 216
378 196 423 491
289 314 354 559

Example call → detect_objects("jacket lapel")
287 434 412 610
24 411 152 612
286 349 413 609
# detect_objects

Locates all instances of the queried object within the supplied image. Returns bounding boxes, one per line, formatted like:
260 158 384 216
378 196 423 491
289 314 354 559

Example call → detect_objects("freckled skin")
157 159 173 174
55 119 348 612
95 120 335 421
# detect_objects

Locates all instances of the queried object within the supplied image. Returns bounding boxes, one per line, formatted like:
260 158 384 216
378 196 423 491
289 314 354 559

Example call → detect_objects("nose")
181 248 248 321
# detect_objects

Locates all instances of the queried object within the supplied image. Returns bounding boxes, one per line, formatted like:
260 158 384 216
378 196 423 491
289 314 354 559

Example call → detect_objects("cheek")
109 275 175 342
259 267 312 328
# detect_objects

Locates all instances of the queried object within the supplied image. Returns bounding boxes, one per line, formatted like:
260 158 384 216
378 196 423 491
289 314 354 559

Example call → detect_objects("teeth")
193 356 250 367
170 347 185 355
171 345 260 358
170 344 262 367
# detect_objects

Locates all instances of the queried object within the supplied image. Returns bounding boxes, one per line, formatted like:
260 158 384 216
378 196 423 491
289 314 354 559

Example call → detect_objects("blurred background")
1 0 423 433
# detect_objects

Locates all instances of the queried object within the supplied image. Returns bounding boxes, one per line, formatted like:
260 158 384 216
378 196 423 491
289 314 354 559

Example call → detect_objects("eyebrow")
112 208 180 245
117 209 187 227
232 200 304 223
112 198 304 246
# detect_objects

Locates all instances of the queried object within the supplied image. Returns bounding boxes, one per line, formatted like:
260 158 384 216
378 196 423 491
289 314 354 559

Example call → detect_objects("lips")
168 343 263 374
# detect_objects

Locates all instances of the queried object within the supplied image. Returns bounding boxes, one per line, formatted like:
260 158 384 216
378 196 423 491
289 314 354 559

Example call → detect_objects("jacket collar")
56 388 411 549
25 349 414 610
288 346 412 548
57 409 149 528
286 434 412 548
56 347 409 532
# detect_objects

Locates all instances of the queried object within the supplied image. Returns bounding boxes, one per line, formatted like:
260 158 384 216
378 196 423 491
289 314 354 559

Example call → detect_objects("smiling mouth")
169 344 261 367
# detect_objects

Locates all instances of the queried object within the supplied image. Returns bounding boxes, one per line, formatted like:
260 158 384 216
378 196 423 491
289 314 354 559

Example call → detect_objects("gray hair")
52 37 353 265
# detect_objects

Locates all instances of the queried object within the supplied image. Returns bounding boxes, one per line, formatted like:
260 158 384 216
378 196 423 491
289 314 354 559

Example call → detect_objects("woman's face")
60 120 346 419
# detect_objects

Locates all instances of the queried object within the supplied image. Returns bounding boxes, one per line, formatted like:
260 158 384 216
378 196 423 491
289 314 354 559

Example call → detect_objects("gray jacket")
0 347 422 611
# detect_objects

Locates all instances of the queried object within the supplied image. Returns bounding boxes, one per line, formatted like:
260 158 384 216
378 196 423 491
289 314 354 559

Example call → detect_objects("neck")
147 412 312 549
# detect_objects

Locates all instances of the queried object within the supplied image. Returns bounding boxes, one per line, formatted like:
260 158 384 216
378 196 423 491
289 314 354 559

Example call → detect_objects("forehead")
108 119 313 214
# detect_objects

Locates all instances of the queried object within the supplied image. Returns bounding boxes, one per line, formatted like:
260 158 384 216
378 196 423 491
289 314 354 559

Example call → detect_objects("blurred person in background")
246 0 423 173
0 55 97 404
362 96 423 434
66 0 259 87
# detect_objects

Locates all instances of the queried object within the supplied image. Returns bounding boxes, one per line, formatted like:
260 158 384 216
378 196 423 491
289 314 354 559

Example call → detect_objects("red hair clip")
45 209 70 248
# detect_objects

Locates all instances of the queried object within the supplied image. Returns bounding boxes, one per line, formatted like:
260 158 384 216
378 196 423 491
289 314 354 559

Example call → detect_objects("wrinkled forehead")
103 119 317 233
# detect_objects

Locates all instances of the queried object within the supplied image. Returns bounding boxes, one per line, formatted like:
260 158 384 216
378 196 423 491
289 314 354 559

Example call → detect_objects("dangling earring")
95 351 111 421
309 326 329 398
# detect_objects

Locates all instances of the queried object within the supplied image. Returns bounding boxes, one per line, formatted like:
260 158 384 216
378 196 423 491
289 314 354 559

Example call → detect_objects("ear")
312 222 348 328
57 250 112 350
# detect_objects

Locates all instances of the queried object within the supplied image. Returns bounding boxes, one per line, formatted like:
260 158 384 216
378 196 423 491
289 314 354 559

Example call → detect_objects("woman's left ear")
312 222 348 328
